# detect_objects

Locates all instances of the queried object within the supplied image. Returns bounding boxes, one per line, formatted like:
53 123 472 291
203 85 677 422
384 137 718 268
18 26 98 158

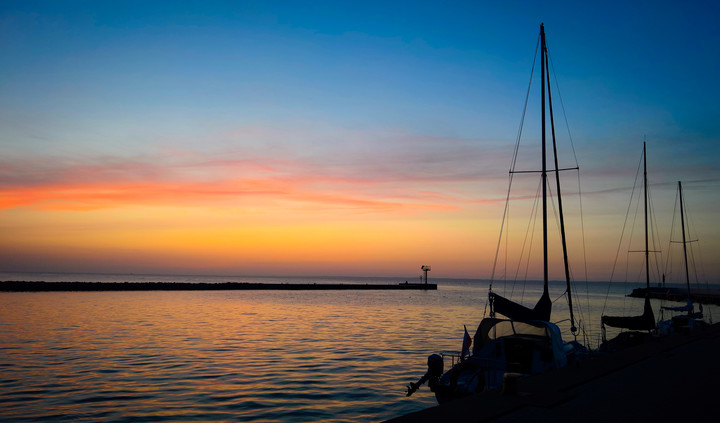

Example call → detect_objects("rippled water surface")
1 274 717 422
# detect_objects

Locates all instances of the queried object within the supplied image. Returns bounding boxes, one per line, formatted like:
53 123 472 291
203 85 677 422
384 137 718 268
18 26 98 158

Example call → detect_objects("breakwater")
1 281 437 291
628 287 720 305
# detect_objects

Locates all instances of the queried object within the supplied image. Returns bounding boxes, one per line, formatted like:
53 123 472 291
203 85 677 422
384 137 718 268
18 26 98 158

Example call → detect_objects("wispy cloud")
0 126 510 214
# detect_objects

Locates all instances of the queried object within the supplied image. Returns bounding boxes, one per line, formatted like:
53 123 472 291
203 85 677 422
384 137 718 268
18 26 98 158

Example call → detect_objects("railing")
438 351 463 367
437 351 513 390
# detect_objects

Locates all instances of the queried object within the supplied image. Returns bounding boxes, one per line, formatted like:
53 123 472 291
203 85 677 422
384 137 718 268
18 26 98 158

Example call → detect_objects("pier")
1 281 437 292
386 323 720 422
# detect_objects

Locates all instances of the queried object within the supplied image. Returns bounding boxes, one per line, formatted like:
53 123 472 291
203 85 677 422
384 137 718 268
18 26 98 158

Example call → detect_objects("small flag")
461 325 472 359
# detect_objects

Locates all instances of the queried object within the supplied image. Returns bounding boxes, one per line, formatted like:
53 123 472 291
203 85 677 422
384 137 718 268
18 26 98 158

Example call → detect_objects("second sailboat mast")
541 24 548 291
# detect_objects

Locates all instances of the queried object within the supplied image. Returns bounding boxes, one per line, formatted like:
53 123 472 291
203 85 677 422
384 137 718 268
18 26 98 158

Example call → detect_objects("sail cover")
490 290 552 322
661 300 694 312
601 296 655 330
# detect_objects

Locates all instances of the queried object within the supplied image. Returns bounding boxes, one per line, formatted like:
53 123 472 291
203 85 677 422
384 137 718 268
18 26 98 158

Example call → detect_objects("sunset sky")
1 1 718 280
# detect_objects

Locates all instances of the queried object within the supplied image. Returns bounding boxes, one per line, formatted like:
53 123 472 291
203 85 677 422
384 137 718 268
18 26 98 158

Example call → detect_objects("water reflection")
1 282 717 422
1 289 471 421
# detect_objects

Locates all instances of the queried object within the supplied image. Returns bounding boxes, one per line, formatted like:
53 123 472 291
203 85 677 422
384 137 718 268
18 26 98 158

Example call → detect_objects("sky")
0 1 718 281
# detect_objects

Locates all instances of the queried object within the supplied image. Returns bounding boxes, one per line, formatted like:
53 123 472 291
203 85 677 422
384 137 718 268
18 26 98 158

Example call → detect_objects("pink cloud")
0 156 465 213
0 127 518 213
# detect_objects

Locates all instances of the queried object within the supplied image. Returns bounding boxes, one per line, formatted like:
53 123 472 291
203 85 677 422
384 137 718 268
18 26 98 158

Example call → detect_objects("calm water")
1 273 717 422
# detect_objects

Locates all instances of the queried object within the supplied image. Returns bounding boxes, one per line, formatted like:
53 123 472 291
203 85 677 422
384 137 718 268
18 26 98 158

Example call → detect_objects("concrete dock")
387 323 720 422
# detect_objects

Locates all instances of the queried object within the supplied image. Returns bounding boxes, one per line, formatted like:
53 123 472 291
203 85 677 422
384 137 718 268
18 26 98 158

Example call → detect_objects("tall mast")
679 181 691 304
541 23 548 292
643 142 650 289
545 37 576 333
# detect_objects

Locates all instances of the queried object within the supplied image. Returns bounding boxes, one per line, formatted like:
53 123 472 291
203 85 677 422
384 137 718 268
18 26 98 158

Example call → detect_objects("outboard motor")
406 353 445 396
426 353 444 392
427 354 443 377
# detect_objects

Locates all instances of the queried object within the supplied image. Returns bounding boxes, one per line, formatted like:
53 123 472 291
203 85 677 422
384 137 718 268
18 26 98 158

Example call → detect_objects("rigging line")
687 229 701 289
654 217 665 285
692 241 707 290
564 249 590 337
663 188 680 282
684 195 708 289
488 148 513 293
569 271 589 340
545 164 589 336
509 33 541 174
552 292 566 303
680 186 691 290
489 32 540 293
601 149 644 315
688 242 698 287
501 191 511 297
575 169 592 336
547 40 588 338
546 176 584 324
646 187 662 285
517 179 542 303
490 159 516 294
562 255 585 326
487 162 512 319
507 197 511 280
547 172 561 241
547 50 580 167
510 177 541 299
547 175 588 336
629 160 644 282
511 167 578 174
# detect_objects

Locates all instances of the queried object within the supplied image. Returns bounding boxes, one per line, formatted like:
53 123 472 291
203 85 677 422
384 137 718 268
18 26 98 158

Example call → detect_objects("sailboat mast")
679 181 691 299
545 41 576 333
541 23 548 291
643 142 650 290
600 142 656 332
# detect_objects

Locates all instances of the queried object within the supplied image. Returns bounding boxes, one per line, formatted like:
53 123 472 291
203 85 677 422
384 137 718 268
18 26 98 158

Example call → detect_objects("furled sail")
601 296 655 330
490 290 552 322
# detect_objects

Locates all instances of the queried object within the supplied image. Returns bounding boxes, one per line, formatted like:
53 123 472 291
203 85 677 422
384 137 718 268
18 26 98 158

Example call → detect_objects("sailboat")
600 142 656 348
657 181 707 335
405 24 587 404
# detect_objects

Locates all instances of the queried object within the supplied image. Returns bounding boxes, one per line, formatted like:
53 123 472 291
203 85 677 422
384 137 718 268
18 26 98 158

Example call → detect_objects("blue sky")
3 1 718 145
0 1 718 279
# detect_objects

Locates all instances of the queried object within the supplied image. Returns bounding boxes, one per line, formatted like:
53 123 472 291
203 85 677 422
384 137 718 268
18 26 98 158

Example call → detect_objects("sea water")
1 273 717 422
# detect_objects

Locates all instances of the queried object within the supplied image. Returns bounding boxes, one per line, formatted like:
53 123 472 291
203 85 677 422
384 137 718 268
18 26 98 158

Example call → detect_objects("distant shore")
0 281 438 291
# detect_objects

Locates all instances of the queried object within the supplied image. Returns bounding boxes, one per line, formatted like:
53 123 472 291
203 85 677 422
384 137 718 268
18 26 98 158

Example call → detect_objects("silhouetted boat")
406 24 587 404
656 181 707 334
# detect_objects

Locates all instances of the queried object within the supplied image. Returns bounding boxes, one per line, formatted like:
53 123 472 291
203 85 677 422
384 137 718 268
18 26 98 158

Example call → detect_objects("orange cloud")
0 149 480 214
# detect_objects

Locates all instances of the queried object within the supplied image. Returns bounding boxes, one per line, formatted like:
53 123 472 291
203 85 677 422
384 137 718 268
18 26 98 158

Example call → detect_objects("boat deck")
386 322 720 422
